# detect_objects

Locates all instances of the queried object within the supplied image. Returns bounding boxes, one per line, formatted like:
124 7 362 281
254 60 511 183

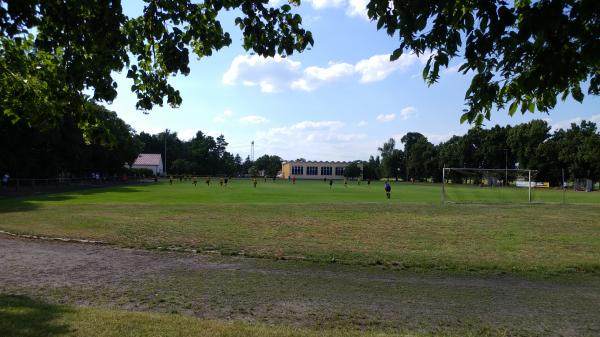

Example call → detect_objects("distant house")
131 153 164 175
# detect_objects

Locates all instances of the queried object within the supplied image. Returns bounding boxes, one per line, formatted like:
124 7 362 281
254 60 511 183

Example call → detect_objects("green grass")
1 180 600 276
3 294 485 337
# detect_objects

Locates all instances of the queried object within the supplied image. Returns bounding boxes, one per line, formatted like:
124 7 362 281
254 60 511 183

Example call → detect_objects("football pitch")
1 179 600 337
1 179 599 275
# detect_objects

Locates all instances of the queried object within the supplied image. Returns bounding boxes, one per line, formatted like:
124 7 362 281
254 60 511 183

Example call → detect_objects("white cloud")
400 106 417 120
255 120 370 160
212 109 234 123
392 132 454 145
240 115 270 124
551 114 600 131
424 133 454 144
177 129 198 141
293 120 345 130
291 62 354 91
346 0 369 20
222 55 302 93
223 52 426 93
306 0 345 9
376 113 396 122
355 53 421 83
357 120 368 127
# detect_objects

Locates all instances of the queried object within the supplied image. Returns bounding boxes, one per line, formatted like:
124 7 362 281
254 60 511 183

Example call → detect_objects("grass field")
1 179 599 276
2 180 600 337
1 294 495 337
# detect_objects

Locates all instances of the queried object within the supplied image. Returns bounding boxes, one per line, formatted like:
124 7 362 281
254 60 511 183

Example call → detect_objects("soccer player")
169 176 173 185
344 179 348 188
329 179 333 188
219 178 224 187
253 178 257 188
384 180 391 199
205 177 210 186
224 177 229 186
292 176 296 184
193 177 197 186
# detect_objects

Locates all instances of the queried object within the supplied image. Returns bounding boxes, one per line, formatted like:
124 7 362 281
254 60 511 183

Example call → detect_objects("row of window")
290 166 344 176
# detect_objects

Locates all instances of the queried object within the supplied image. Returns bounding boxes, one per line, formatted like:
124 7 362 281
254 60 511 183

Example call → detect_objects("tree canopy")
0 0 313 129
376 119 600 185
368 0 600 124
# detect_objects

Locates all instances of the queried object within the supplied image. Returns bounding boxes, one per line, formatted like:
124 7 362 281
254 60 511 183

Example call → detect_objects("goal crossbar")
443 168 538 173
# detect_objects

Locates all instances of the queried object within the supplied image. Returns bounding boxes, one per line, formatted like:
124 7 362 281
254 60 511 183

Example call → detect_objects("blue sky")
106 0 600 161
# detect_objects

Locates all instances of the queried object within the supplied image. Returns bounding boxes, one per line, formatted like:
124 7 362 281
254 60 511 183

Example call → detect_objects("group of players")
167 175 394 198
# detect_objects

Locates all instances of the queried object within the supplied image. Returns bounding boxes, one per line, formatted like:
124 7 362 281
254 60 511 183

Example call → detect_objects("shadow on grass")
0 183 149 214
0 294 71 337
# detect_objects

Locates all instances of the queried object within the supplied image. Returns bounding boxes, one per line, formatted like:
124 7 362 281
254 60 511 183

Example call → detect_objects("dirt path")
1 235 599 336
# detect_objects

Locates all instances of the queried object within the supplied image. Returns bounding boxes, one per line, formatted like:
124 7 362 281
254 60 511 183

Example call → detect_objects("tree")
363 156 382 180
384 150 404 181
367 0 600 124
378 138 396 158
0 0 313 111
254 155 282 178
405 137 437 181
378 138 404 180
0 101 141 178
401 132 426 179
554 121 600 182
249 165 259 178
343 162 362 179
507 120 551 169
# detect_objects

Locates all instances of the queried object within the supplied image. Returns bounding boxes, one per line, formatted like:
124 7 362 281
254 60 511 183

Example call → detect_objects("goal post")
441 167 538 204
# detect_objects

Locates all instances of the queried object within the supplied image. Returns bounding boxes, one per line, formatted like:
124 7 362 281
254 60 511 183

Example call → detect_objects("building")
131 153 164 175
281 161 361 180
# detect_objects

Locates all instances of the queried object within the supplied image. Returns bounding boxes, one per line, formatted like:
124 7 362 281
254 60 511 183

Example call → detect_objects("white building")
281 161 362 180
131 153 164 175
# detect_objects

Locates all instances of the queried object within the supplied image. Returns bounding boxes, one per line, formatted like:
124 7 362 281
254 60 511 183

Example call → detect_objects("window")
335 167 345 176
291 166 304 175
320 166 332 176
307 166 318 175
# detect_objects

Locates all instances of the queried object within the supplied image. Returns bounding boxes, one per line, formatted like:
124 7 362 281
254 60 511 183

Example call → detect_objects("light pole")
504 149 508 186
164 129 168 176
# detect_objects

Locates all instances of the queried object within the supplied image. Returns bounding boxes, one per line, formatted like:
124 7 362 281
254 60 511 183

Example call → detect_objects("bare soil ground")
1 235 599 337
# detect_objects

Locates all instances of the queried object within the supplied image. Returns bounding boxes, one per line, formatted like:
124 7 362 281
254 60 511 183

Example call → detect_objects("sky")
105 0 600 161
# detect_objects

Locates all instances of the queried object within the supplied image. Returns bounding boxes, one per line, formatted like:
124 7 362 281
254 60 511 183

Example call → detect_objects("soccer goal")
441 167 538 204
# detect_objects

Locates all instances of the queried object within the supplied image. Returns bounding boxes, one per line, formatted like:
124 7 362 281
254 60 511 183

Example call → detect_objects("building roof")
283 161 354 165
133 153 162 166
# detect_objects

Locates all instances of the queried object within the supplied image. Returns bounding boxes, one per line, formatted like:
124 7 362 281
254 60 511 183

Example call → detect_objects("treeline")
0 102 141 179
363 119 600 185
136 131 282 177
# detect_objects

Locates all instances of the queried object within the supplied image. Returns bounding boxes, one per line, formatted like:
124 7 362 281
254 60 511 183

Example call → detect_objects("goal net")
442 167 539 203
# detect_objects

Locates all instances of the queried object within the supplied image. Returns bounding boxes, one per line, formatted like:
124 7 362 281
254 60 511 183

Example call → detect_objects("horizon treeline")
2 106 599 185
366 119 600 185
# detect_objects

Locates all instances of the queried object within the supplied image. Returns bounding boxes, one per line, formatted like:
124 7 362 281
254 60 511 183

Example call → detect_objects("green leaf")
508 101 518 116
422 58 432 81
390 48 402 61
460 112 470 124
